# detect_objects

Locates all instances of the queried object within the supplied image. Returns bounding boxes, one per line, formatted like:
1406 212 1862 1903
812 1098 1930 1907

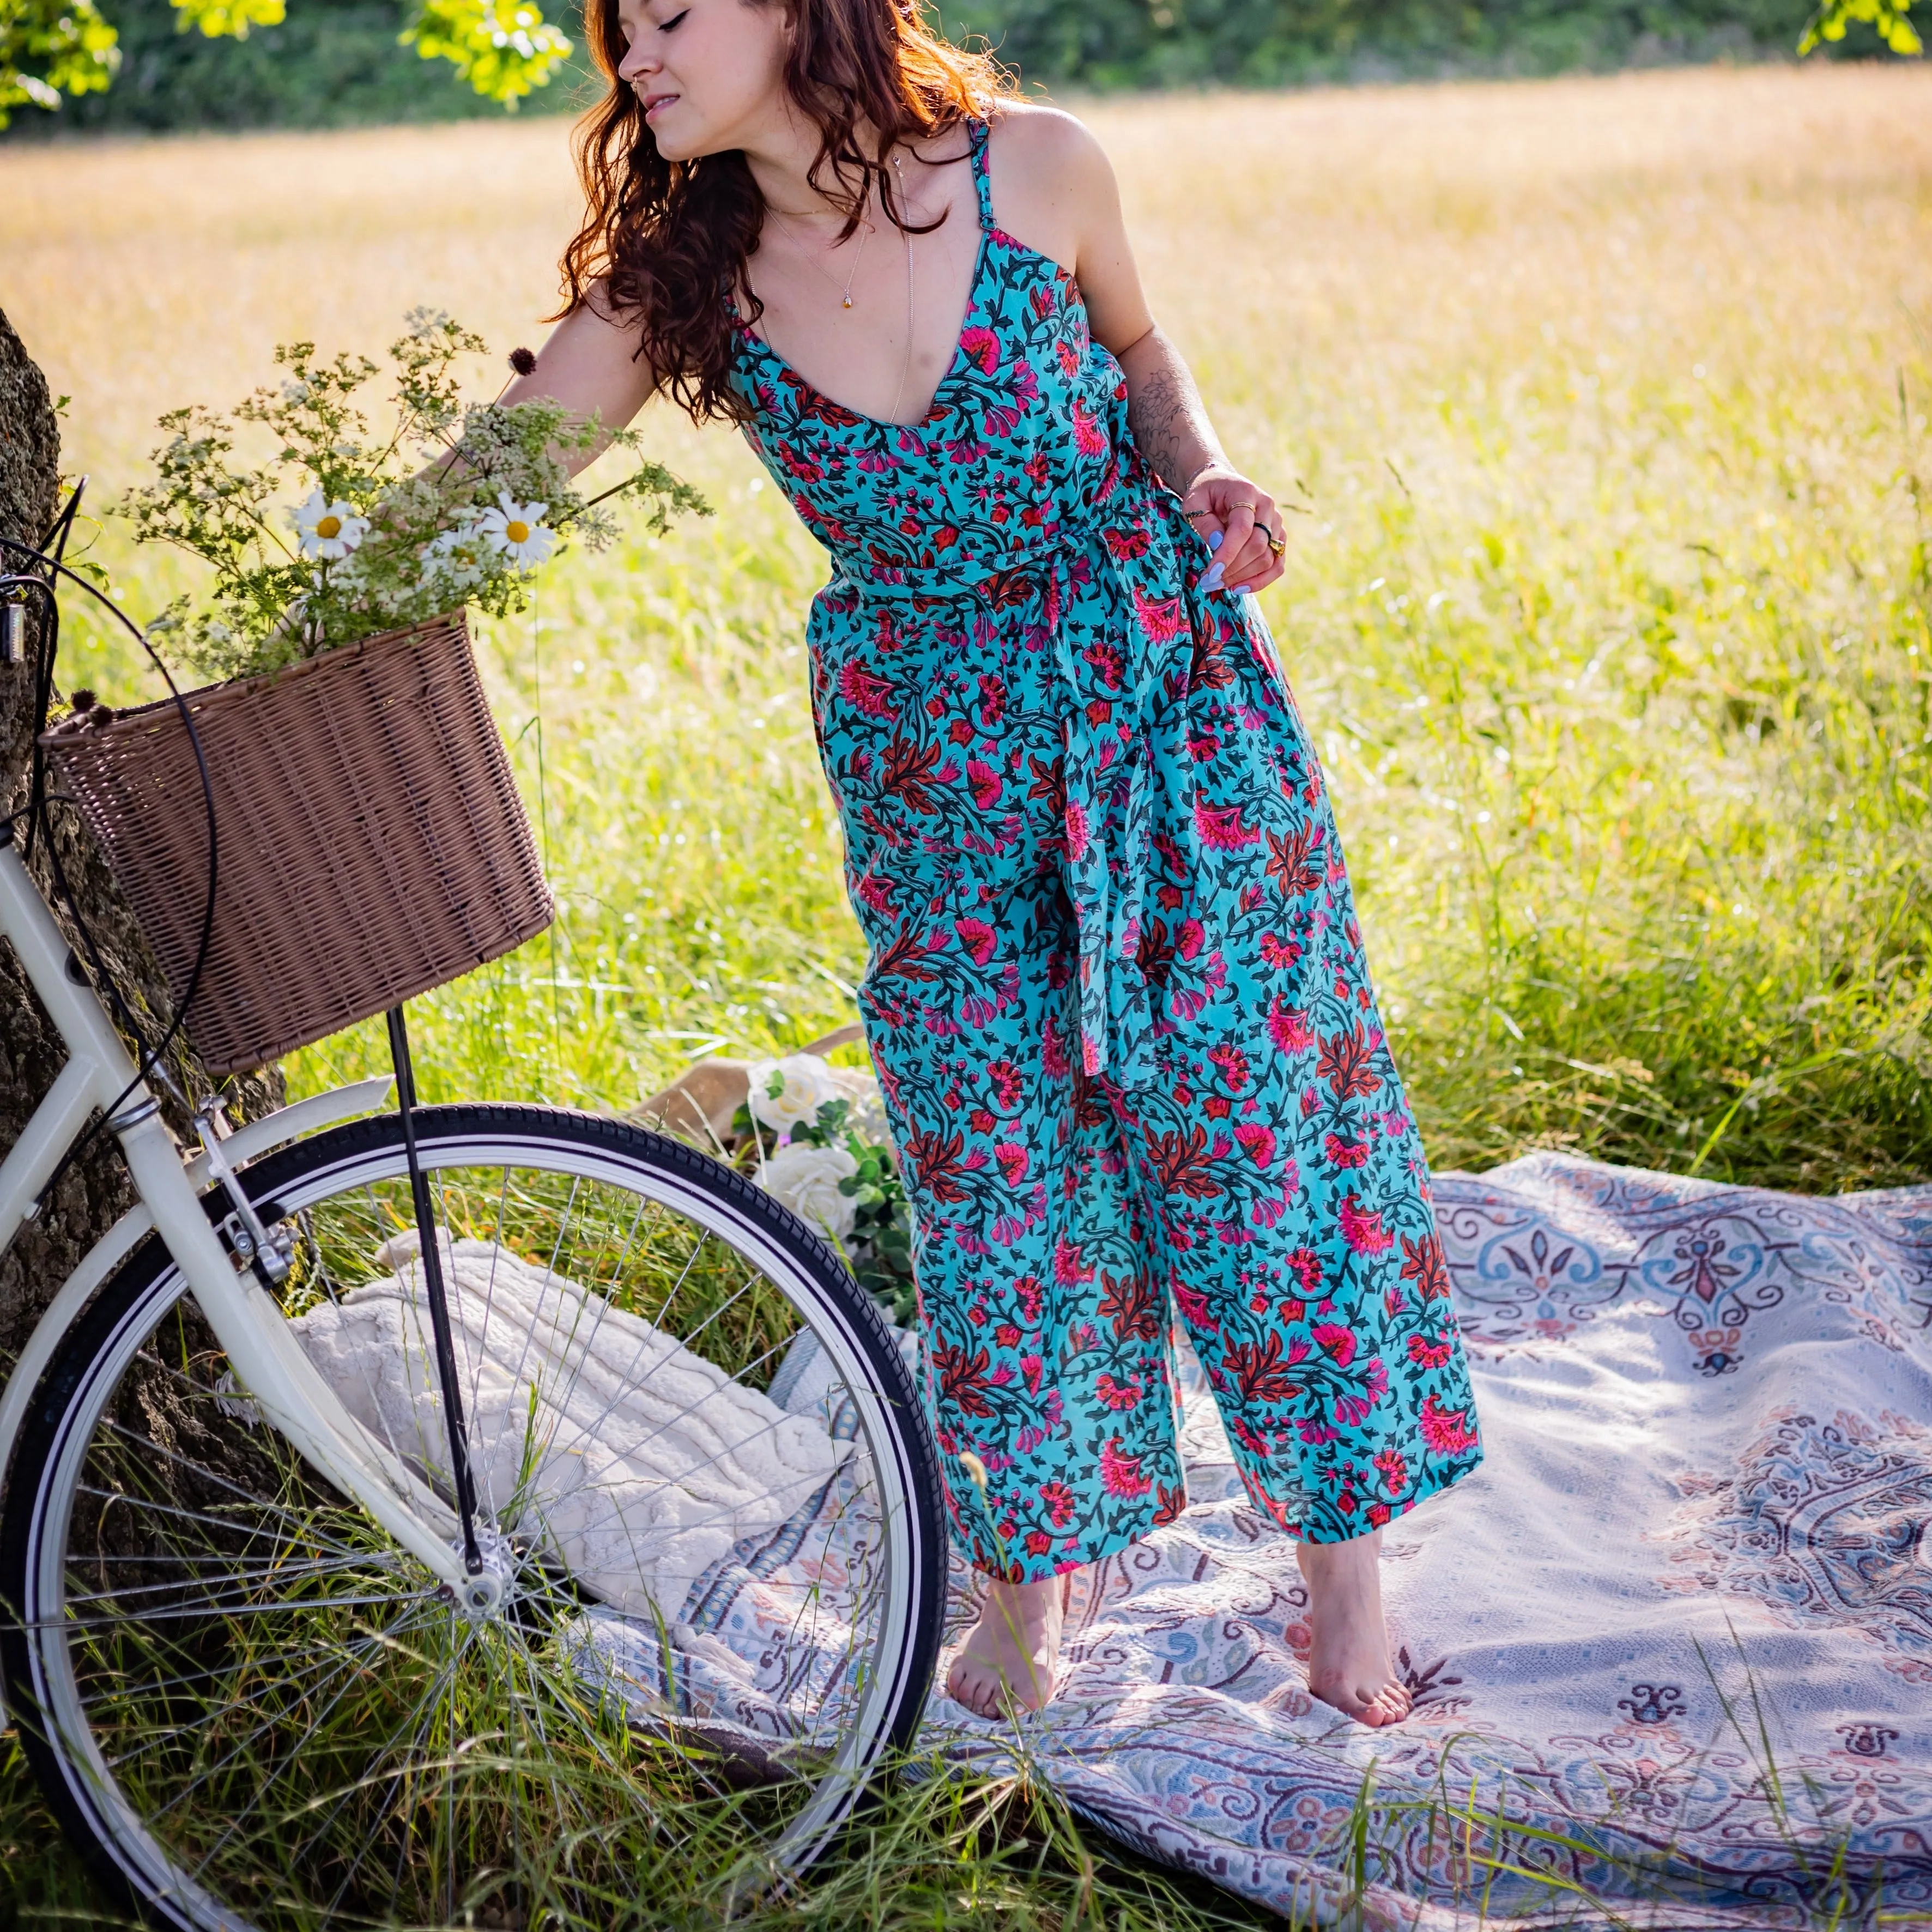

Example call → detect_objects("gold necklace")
767 191 872 310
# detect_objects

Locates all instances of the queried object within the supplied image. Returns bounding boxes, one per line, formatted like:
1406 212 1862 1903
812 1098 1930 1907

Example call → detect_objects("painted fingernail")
1207 529 1225 552
1200 561 1225 591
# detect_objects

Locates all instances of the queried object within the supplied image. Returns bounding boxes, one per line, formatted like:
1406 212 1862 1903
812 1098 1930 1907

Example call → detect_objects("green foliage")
399 0 571 102
940 0 1912 86
1800 0 1918 51
119 310 707 680
172 0 286 37
0 0 120 127
0 0 571 133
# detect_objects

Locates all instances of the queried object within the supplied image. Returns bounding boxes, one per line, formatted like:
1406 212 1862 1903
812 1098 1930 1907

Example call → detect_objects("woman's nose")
617 31 656 81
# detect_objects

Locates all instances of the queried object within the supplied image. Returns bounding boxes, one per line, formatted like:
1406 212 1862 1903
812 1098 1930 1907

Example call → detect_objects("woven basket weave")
41 611 552 1077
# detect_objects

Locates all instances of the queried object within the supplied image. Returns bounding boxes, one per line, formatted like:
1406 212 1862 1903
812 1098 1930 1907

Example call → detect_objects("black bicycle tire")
0 1101 947 1930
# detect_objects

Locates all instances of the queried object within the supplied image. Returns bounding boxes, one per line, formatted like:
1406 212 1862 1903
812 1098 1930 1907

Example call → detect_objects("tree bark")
0 307 280 1369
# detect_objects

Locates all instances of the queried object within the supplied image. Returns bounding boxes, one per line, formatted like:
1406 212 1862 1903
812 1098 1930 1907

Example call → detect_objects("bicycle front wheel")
0 1104 945 1932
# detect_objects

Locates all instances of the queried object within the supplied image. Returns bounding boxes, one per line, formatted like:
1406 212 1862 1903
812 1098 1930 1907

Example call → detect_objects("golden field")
1 63 1928 1185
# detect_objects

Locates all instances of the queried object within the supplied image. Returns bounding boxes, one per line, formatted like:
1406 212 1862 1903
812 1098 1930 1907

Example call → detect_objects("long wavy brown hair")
556 0 1014 425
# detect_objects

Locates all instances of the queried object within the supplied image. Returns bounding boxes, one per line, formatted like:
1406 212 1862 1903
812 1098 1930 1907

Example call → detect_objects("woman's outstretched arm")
500 289 658 477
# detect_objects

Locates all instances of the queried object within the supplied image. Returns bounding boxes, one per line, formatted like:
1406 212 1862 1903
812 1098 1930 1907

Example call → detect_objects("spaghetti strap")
966 118 996 228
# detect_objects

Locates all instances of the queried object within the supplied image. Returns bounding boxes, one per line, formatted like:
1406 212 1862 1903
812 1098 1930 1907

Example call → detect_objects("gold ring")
1258 522 1285 559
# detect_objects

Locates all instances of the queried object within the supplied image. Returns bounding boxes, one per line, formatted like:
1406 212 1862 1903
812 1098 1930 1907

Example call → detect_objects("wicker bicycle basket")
40 611 553 1077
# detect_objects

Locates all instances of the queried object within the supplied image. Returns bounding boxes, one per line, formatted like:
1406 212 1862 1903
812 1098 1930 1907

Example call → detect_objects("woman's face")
611 0 792 163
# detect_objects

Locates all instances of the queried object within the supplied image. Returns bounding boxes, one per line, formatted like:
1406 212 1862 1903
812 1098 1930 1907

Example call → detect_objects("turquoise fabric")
734 122 1482 1576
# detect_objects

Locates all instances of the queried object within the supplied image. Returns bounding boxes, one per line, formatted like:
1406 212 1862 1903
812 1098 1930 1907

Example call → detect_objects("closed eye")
658 7 688 27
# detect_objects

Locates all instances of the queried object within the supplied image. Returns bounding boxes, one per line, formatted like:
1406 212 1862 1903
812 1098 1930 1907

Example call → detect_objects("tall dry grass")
4 64 1930 1167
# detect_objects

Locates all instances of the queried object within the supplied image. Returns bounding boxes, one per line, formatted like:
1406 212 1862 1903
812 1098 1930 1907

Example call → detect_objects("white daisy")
288 488 370 561
423 525 492 591
476 490 556 566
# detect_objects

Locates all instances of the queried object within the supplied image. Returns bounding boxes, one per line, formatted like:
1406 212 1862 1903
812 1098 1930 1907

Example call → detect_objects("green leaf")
399 0 572 104
171 0 286 40
0 0 119 126
1798 0 1921 54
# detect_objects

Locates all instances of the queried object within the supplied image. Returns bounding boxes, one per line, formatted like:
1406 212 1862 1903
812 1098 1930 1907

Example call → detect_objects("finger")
1218 498 1257 561
1225 501 1285 591
1220 532 1275 592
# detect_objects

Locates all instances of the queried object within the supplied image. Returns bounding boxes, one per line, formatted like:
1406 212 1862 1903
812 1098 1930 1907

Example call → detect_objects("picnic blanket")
633 1153 1932 1930
309 1159 1924 1932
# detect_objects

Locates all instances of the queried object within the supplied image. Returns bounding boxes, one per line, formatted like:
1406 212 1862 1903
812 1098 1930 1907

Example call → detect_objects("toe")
946 1658 1004 1719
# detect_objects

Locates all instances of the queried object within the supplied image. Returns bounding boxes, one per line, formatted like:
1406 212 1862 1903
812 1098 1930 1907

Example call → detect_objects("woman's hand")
1182 462 1287 596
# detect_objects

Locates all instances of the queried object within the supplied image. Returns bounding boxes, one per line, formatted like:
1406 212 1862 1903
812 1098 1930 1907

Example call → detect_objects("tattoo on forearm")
1125 344 1219 495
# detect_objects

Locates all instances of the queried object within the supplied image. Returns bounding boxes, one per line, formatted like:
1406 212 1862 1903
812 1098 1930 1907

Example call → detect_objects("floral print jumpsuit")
734 122 1482 1578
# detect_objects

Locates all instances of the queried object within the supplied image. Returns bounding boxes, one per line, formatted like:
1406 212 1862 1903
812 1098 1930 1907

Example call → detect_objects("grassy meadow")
2 58 1930 1928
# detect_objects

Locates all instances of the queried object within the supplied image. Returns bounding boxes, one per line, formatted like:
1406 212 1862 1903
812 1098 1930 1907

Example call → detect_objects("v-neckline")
739 152 992 435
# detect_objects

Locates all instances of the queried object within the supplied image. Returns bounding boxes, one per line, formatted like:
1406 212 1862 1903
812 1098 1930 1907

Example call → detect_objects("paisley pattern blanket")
602 1153 1932 1928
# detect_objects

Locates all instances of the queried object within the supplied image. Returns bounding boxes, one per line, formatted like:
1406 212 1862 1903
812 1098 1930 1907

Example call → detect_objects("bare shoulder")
984 101 1116 194
980 102 1118 271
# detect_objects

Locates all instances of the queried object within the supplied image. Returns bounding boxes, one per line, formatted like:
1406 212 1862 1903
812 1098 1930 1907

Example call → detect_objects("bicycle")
0 523 946 1930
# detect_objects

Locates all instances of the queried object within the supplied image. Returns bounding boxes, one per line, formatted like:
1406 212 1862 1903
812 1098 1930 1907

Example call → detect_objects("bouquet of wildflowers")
736 1055 916 1327
120 309 707 681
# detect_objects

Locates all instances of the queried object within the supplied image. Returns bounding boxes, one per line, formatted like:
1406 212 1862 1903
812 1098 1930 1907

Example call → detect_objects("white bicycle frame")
0 837 474 1609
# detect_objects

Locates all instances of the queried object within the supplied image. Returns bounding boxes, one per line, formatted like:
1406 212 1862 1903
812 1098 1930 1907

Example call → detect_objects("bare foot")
945 1570 1072 1717
1295 1528 1412 1728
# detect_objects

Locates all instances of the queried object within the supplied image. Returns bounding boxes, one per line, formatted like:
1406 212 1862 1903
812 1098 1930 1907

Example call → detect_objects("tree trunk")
0 307 280 1370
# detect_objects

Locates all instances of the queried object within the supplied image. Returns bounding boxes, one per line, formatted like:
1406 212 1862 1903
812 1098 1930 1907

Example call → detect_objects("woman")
509 0 1482 1727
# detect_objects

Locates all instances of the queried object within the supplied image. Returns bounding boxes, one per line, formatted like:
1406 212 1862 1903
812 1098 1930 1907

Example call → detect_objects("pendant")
842 296 853 309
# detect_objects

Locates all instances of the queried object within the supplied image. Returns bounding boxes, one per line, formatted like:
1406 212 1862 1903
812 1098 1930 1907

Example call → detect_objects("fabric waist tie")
826 510 1206 1090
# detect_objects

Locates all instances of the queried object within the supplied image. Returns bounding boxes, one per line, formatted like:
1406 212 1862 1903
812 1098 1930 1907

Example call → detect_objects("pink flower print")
1063 796 1091 862
955 917 998 966
987 1059 1023 1111
1022 1353 1044 1394
1233 1121 1277 1168
1070 395 1110 458
1194 798 1259 851
1053 1237 1093 1288
1030 279 1058 320
1340 1194 1394 1255
1267 997 1315 1056
1172 1277 1218 1330
856 874 897 918
1208 1043 1251 1091
966 758 1003 810
1041 1015 1069 1080
1259 932 1301 970
1312 1323 1358 1368
1095 1373 1143 1411
1333 1389 1376 1430
1040 1479 1075 1527
1323 1132 1371 1171
1420 1394 1480 1456
976 673 1007 725
995 1142 1029 1187
960 324 1001 375
1100 1437 1152 1499
1408 1332 1455 1370
1129 582 1186 645
1176 918 1206 960
1287 1247 1323 1297
838 659 897 718
1374 1448 1410 1497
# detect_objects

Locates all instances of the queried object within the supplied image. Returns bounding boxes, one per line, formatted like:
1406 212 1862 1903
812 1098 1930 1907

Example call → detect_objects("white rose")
745 1054 845 1137
760 1140 859 1243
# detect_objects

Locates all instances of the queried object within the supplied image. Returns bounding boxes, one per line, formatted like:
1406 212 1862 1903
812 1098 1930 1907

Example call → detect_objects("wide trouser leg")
1111 594 1485 1543
856 886 1191 1582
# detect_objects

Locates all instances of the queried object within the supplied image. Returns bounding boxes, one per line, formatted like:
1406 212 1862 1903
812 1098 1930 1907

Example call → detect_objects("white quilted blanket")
288 1233 851 1614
